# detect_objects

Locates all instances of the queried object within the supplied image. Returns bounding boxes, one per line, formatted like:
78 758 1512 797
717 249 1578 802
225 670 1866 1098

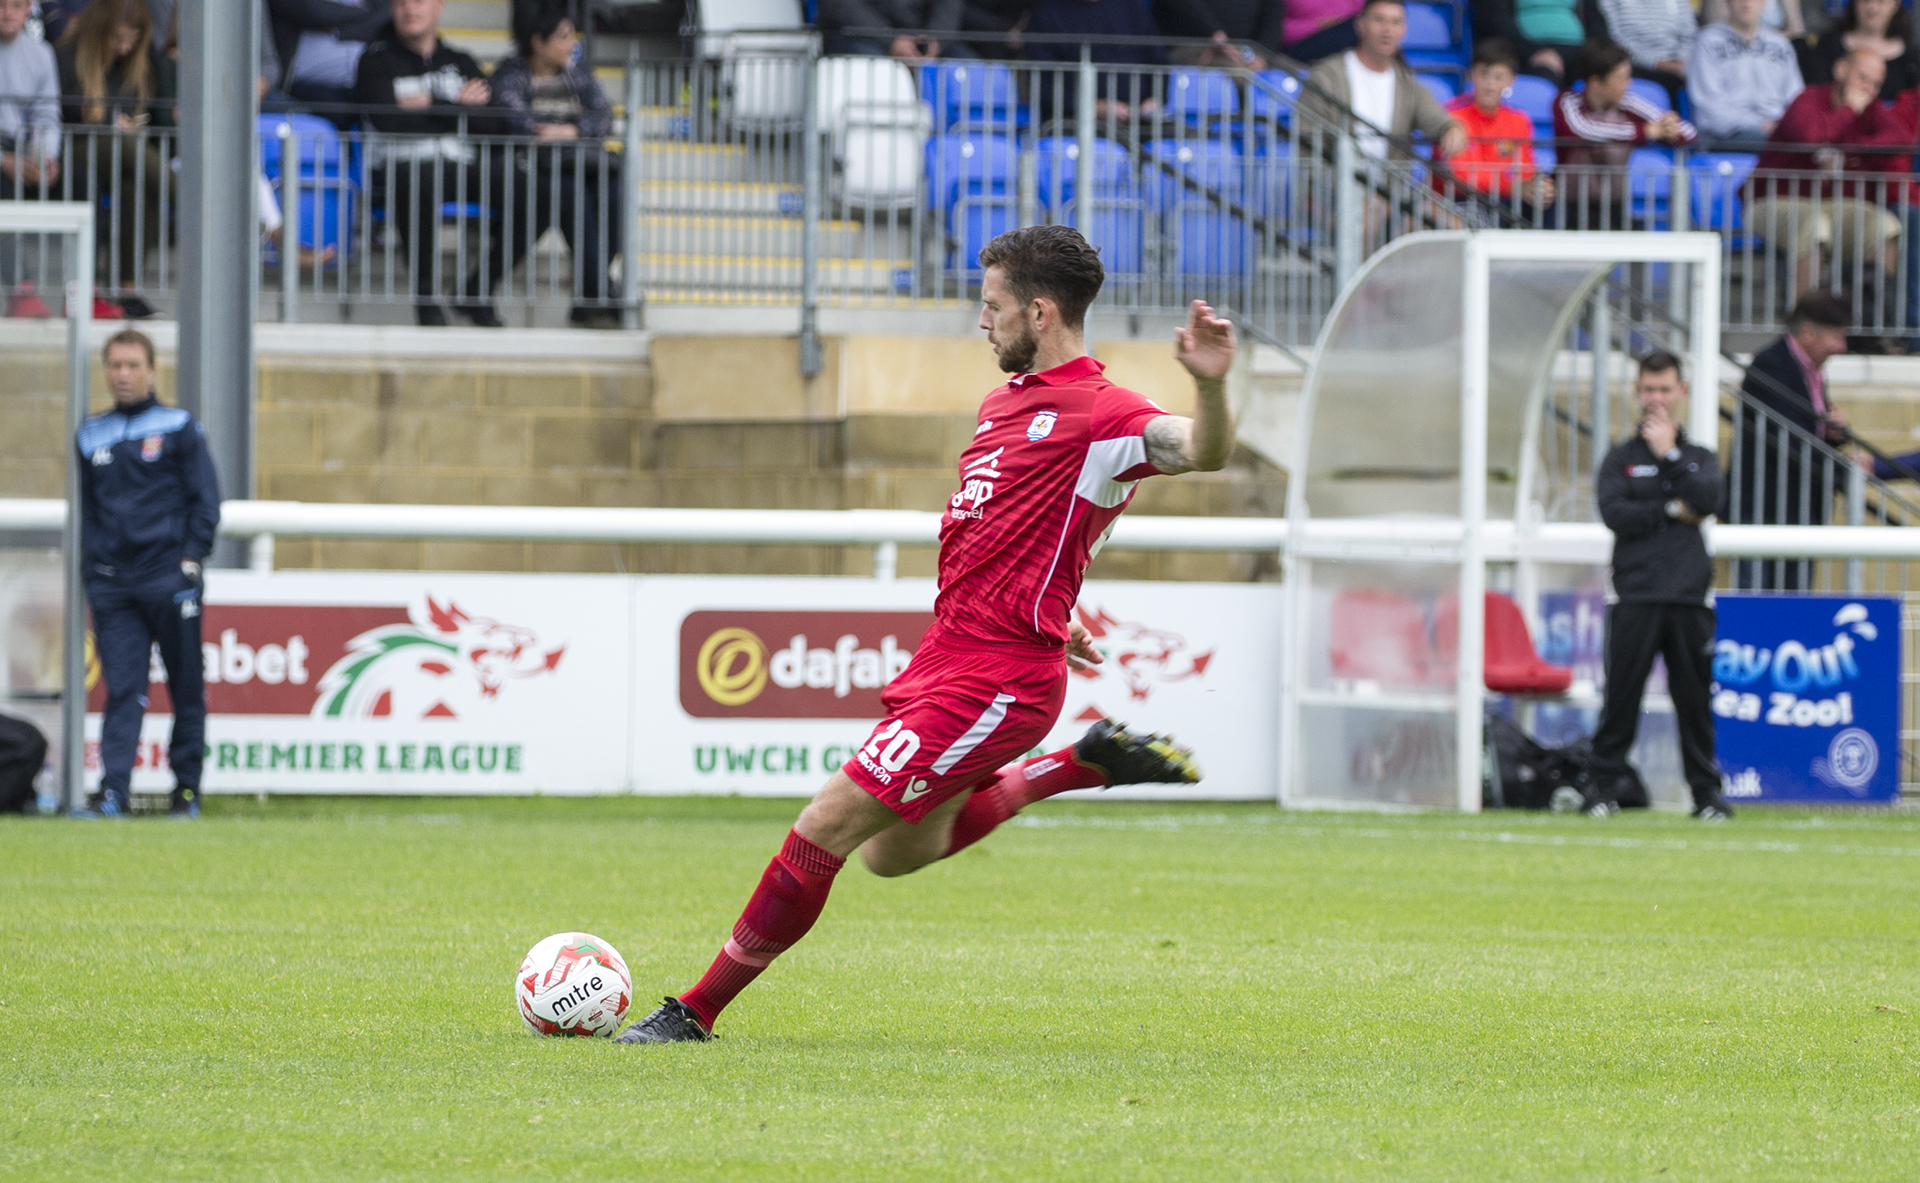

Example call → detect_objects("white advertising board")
103 573 1281 800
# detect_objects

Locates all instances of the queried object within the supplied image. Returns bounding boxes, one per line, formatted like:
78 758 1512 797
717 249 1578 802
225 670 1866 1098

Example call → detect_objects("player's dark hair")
978 225 1105 329
1638 349 1683 380
513 0 573 59
1582 41 1631 83
1786 292 1850 331
1471 39 1519 73
102 326 154 367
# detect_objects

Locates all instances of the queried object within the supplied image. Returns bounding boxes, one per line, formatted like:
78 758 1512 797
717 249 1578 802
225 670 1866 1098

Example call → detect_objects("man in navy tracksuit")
75 328 220 818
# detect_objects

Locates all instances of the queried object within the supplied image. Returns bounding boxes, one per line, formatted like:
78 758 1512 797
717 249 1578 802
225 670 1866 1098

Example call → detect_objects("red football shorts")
841 631 1067 823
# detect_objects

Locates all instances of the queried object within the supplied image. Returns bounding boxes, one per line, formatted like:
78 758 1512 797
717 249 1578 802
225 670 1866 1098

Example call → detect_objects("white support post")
1456 236 1491 814
1689 249 1723 452
249 533 276 573
872 541 897 581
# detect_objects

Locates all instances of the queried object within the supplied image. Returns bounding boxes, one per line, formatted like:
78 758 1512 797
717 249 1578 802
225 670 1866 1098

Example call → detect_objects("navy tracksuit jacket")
76 395 221 799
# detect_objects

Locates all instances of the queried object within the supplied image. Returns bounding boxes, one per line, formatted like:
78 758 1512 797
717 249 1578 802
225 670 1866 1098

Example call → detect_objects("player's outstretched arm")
1144 300 1236 475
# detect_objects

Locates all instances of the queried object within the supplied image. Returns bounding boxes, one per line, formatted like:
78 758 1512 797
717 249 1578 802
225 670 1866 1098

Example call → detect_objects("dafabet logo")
679 611 934 718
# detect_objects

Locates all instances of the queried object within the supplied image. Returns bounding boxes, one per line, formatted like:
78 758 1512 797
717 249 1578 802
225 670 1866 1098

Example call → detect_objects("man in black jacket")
1732 293 1851 590
75 328 221 819
1591 350 1733 821
353 0 507 326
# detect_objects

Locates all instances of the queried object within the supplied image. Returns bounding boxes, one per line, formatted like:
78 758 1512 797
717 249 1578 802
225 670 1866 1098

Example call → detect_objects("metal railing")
8 80 1920 345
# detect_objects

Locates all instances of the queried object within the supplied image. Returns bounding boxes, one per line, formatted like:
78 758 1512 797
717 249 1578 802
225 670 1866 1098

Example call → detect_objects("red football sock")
679 828 844 1030
945 745 1108 857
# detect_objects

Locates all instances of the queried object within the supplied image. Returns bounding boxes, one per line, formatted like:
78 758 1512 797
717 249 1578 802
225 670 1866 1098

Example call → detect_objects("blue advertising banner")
1712 595 1902 804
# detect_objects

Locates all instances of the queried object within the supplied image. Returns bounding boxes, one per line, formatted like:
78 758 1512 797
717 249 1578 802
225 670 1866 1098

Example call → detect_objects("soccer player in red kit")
618 225 1237 1044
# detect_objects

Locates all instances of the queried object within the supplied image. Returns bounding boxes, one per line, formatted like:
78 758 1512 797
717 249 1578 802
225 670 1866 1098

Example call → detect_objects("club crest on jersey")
141 435 163 461
1027 410 1058 441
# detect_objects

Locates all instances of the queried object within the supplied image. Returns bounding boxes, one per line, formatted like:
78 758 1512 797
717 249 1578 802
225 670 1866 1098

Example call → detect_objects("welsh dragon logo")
312 596 565 721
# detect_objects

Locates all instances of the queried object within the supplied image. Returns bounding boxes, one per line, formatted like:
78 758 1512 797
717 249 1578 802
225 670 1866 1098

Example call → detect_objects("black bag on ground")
1483 715 1590 811
0 713 49 814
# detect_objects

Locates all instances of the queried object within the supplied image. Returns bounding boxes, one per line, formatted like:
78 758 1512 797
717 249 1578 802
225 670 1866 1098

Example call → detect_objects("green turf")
2 796 1918 1181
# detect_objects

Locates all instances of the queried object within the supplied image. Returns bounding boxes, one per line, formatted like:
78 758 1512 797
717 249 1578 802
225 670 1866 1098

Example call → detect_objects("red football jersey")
935 355 1170 649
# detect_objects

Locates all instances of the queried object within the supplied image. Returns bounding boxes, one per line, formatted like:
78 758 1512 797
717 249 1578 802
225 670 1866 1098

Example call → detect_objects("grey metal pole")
621 47 643 330
178 0 258 543
279 122 298 324
799 40 823 379
1074 45 1095 242
1590 291 1612 473
1847 463 1865 592
1333 131 1359 291
61 224 94 813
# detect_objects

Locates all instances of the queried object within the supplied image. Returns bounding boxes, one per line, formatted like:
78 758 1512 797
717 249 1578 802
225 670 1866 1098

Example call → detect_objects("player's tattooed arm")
1148 301 1236 474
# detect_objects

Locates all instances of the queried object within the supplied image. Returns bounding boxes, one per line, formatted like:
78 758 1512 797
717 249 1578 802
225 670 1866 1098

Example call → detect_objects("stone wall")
0 330 1291 582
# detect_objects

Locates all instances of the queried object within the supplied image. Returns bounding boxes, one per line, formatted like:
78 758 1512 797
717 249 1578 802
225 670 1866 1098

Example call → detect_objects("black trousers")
476 155 623 305
89 569 205 800
386 156 507 303
1590 601 1721 806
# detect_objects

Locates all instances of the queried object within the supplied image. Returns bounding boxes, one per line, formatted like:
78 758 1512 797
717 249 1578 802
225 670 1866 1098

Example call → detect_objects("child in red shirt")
1436 40 1554 211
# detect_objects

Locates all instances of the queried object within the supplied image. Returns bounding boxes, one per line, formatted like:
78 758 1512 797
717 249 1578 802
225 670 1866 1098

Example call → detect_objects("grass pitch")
2 796 1917 1182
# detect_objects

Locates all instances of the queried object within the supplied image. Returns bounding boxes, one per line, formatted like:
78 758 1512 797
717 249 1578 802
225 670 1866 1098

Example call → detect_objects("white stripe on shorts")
931 692 1017 776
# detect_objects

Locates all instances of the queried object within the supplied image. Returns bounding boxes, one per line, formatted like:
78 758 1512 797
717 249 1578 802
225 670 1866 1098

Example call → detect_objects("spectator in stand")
484 1 621 329
1594 0 1695 106
1267 0 1363 63
353 0 508 327
959 0 1029 58
1300 0 1465 162
1734 294 1853 589
1468 0 1595 84
1551 41 1695 228
0 0 60 319
1436 40 1554 213
1747 49 1906 299
1690 0 1804 143
271 0 392 121
818 0 970 62
1026 0 1166 126
1800 0 1919 102
1701 0 1803 39
1151 0 1277 66
57 0 167 319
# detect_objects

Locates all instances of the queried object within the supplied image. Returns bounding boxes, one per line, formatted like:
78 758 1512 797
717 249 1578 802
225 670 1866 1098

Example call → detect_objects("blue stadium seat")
1249 70 1302 126
1401 2 1468 79
1164 67 1240 129
1627 146 1674 226
926 132 1018 274
1417 73 1457 105
258 113 354 256
1504 75 1558 133
1145 140 1250 276
1690 151 1759 233
1034 137 1144 273
920 61 1022 132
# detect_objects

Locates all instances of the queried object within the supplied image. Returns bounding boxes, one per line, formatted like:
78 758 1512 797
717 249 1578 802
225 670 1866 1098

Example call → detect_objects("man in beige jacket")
1299 0 1465 162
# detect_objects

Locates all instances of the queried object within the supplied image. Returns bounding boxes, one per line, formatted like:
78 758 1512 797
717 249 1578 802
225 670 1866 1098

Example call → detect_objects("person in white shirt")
1690 0 1804 141
1301 0 1465 163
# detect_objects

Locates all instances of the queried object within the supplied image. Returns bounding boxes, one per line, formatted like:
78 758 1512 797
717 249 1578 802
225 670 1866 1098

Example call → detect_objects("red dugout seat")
1433 591 1574 695
1328 588 1433 687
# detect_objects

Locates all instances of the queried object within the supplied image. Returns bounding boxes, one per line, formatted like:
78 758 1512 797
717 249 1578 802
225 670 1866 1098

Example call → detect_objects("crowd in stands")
8 0 1920 330
0 0 620 326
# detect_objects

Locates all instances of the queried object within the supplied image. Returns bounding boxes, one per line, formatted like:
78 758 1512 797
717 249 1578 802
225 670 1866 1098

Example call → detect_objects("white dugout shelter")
1280 230 1723 812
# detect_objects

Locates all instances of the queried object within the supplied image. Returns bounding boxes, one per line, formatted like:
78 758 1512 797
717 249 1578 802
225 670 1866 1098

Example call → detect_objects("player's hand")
1175 300 1234 382
181 559 202 583
1067 620 1104 674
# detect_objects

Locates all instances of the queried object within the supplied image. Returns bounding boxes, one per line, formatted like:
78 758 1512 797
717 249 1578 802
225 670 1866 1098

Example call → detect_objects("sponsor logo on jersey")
901 777 931 801
1027 410 1058 441
679 610 931 717
90 448 112 466
1627 464 1659 477
951 446 1004 521
141 435 163 461
974 420 993 435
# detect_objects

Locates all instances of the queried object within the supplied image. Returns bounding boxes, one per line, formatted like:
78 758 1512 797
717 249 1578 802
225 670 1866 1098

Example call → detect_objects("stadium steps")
636 180 803 217
632 253 912 294
636 215 894 257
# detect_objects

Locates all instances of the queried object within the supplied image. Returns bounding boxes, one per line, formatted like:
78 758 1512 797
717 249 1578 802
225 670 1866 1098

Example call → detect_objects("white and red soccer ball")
515 932 632 1037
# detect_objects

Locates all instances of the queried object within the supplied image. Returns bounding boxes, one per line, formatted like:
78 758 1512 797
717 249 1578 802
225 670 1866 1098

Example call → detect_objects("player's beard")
993 322 1039 374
